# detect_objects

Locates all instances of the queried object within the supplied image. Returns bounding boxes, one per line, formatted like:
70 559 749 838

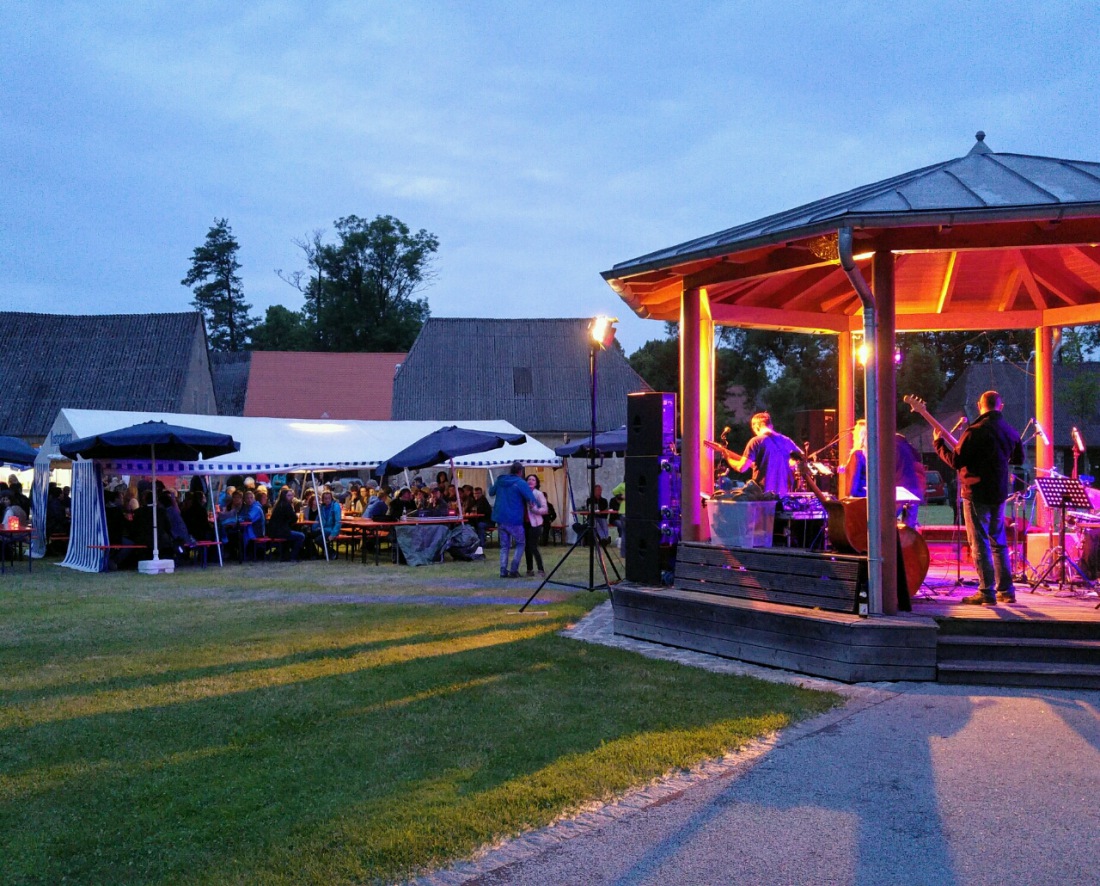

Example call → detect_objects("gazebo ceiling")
604 134 1100 333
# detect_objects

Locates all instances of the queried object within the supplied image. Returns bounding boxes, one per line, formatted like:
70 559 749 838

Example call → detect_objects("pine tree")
182 218 256 351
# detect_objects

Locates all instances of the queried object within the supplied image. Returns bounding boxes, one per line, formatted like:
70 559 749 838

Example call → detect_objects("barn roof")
391 318 651 433
0 311 214 437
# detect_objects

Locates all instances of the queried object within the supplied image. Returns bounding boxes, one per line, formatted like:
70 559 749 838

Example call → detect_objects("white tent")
34 409 563 568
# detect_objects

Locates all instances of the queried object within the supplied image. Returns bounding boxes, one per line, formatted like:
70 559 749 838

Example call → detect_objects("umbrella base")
138 558 176 575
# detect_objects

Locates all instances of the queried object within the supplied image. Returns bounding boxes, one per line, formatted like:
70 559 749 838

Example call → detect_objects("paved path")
412 603 1100 886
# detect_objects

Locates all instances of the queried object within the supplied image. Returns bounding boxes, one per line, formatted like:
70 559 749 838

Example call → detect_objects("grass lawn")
0 552 840 885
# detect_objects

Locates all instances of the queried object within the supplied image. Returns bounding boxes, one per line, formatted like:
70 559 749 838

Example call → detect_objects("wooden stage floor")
916 540 1100 622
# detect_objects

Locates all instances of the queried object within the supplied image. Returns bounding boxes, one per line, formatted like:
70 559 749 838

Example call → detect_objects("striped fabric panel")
59 461 109 573
30 465 49 558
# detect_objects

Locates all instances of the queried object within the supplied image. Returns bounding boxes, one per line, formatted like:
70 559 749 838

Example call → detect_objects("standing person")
523 474 549 576
587 484 611 545
489 460 536 578
934 390 1023 605
842 420 869 498
727 412 804 495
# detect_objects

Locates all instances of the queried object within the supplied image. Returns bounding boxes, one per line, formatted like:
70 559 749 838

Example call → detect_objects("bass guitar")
798 462 868 554
903 394 978 489
704 439 741 468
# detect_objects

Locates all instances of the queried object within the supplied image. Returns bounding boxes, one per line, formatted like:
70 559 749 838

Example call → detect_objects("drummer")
725 412 804 495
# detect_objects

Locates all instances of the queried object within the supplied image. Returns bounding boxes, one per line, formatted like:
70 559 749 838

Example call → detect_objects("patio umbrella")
0 436 38 468
374 425 527 518
554 426 628 458
61 421 240 570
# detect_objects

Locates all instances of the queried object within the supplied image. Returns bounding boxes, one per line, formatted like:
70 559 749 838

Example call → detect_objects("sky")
3 1 1099 355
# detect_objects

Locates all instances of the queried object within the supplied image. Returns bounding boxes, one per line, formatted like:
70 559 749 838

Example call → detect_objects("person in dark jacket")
489 461 536 578
267 486 304 561
934 389 1023 605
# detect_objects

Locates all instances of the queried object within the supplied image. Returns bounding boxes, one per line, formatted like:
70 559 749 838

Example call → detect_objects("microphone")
1035 421 1051 446
1072 426 1086 451
950 416 967 433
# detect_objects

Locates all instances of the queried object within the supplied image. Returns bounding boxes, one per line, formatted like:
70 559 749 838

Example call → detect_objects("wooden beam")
1013 250 1047 310
893 310 1043 331
996 265 1022 313
1045 303 1100 326
709 303 850 333
684 249 837 289
936 251 959 313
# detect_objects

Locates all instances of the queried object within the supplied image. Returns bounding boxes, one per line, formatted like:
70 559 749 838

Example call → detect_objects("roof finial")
968 130 992 155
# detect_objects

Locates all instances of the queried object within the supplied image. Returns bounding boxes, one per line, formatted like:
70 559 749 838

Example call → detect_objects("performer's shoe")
996 591 1017 604
961 592 997 605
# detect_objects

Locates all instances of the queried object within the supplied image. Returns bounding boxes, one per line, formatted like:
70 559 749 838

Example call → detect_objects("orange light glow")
590 316 618 349
857 342 871 366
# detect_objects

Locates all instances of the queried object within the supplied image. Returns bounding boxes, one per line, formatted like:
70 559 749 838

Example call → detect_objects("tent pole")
452 458 464 518
150 443 160 562
311 470 330 561
207 475 223 567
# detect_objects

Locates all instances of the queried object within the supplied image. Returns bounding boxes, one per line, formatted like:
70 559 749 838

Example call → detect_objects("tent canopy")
60 421 240 461
0 435 38 468
38 410 561 475
374 426 527 478
555 426 628 458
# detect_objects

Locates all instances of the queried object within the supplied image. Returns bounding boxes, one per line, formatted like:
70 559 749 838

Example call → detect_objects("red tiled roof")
244 351 405 420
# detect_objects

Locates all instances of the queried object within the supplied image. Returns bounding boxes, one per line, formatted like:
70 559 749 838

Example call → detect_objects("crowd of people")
95 467 564 571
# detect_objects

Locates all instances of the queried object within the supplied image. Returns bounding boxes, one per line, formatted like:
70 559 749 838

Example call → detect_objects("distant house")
242 351 406 420
909 361 1100 473
391 318 651 445
0 311 217 442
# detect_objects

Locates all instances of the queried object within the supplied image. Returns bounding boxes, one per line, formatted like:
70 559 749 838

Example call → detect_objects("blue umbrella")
555 426 628 458
0 435 38 468
61 421 239 566
375 426 527 479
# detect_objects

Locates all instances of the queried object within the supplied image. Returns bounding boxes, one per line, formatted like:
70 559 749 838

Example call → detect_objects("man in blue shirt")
489 460 536 578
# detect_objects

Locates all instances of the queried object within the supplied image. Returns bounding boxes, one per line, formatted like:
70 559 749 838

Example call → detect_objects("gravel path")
409 603 1100 886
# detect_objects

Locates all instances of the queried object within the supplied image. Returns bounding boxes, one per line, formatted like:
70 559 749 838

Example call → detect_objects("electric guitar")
903 394 979 489
903 394 960 450
704 439 741 468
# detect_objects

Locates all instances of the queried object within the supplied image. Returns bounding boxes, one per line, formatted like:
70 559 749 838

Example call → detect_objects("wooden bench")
186 539 225 568
48 534 70 555
329 534 360 560
675 542 868 614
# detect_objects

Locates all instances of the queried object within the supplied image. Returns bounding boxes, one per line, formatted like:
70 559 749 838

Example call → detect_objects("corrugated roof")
608 134 1100 278
391 318 651 432
0 311 214 437
243 351 405 420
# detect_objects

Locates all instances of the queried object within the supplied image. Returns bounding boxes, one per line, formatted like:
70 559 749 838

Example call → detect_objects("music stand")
1030 476 1093 592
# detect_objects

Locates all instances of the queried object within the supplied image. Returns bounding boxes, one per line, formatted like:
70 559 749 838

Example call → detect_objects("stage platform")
610 537 1100 688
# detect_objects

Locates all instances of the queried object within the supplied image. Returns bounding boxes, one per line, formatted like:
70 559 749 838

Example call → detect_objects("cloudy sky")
3 1 1098 354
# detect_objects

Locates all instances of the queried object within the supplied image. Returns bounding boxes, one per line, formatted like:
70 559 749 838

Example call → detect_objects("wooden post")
680 286 714 542
872 252 898 615
1035 326 1055 527
838 331 855 487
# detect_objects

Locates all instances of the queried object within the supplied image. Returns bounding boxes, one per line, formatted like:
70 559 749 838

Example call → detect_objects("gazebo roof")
604 134 1100 333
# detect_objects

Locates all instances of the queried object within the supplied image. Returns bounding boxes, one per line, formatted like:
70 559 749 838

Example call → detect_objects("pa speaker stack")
625 392 679 584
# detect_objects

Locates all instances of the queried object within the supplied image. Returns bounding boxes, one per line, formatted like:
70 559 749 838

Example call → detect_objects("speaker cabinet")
794 409 837 457
627 392 676 457
624 518 678 584
624 454 681 524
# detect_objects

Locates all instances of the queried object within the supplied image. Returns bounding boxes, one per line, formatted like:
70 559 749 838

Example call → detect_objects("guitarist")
933 390 1024 606
725 412 804 495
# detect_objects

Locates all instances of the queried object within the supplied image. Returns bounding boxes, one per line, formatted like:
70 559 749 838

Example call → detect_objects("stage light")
857 341 871 366
590 316 618 349
894 347 903 365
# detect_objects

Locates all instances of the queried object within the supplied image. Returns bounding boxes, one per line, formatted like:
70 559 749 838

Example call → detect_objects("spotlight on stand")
591 315 618 349
521 315 622 611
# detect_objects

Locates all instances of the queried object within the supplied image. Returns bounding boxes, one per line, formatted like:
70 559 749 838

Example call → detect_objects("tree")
279 215 437 351
250 305 313 351
182 219 255 351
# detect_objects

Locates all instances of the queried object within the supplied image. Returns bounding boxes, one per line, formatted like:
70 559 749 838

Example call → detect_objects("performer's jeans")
499 524 525 575
963 499 1013 593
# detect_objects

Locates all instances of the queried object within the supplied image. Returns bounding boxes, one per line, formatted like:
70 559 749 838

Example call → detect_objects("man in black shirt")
934 390 1023 605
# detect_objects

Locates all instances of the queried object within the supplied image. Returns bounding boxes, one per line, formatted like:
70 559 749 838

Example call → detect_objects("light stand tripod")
1029 475 1093 593
520 320 620 612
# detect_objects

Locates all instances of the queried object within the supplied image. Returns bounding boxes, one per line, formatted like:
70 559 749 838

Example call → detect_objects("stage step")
938 635 1100 666
937 659 1100 689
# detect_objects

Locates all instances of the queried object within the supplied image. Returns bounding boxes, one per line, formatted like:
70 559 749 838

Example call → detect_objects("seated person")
182 490 212 542
243 489 266 538
218 490 250 557
420 486 451 517
130 492 172 559
160 490 195 555
366 489 390 520
46 485 70 539
466 486 494 548
384 487 417 522
267 486 305 561
307 489 342 553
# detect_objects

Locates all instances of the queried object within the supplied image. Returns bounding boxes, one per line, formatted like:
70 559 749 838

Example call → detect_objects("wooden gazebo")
603 133 1100 616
